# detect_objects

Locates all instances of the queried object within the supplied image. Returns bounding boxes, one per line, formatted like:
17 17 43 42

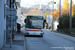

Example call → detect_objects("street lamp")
40 9 43 16
52 0 54 31
47 1 53 29
48 0 56 31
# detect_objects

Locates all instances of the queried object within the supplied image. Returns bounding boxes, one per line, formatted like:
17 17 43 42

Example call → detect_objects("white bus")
24 15 46 37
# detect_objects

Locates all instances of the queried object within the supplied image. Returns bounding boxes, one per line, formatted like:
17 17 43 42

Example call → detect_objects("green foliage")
70 28 75 32
59 13 75 29
72 4 75 15
72 14 75 28
60 13 70 29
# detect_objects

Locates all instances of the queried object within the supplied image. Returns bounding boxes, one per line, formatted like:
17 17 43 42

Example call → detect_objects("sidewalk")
2 32 25 50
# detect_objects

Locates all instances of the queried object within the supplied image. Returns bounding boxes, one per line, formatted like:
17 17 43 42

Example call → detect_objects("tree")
49 12 52 15
54 11 59 18
49 11 59 18
72 4 75 15
63 0 69 10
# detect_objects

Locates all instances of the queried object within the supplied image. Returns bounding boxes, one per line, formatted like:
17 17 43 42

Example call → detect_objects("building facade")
16 0 21 25
21 12 27 26
0 0 6 49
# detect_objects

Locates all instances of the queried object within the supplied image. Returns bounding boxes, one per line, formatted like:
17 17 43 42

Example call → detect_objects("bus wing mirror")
24 19 27 23
44 20 46 23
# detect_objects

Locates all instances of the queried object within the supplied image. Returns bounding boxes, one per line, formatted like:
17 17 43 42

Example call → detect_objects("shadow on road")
25 35 42 37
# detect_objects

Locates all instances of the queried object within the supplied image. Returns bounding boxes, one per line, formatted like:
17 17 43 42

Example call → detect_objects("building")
21 12 27 26
53 18 59 31
0 0 21 49
0 0 6 49
16 0 21 25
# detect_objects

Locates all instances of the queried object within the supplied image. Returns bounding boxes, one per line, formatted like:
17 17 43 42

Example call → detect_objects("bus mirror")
24 19 27 23
44 20 46 23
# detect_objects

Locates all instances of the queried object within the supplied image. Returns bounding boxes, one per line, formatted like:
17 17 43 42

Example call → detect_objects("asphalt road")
23 30 75 50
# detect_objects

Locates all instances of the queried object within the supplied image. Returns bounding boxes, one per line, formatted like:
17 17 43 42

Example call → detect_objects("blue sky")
21 0 75 9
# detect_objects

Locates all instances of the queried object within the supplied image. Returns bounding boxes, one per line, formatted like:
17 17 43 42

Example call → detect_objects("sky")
21 0 75 9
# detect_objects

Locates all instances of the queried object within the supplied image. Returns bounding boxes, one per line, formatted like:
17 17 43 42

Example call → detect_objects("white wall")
16 0 21 24
17 7 21 23
0 0 6 49
21 15 26 24
16 0 21 3
53 21 59 31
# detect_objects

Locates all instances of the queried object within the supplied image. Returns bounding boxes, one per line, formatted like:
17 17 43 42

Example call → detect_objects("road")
21 28 75 50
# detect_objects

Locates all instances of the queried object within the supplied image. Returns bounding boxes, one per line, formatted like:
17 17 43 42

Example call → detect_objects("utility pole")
42 9 43 16
59 0 61 29
52 0 54 31
40 3 41 15
70 0 72 30
45 11 46 19
41 9 43 16
48 4 49 29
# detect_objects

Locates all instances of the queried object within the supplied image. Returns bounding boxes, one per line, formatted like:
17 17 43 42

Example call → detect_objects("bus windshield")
30 20 43 29
25 16 44 29
25 19 43 29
